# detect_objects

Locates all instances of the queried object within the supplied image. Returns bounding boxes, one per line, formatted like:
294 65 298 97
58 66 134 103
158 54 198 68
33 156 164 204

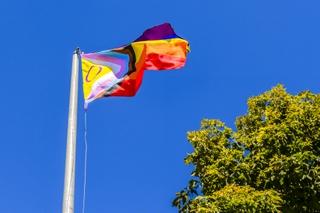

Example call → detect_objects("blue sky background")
1 0 320 212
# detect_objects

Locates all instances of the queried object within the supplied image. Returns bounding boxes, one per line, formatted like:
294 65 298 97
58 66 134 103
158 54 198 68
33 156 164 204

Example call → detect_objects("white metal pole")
63 48 80 213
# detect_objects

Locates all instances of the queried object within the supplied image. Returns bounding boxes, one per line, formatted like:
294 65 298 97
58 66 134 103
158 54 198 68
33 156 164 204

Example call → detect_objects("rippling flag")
81 23 190 107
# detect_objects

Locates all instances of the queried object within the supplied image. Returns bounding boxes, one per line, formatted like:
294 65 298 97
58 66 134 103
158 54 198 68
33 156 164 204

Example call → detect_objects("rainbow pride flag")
81 23 190 107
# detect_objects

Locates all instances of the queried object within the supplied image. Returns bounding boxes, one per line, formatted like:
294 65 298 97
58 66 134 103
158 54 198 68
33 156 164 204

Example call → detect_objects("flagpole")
63 48 80 213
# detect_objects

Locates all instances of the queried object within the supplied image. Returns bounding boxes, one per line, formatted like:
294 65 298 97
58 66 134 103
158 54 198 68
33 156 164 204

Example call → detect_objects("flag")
81 23 190 107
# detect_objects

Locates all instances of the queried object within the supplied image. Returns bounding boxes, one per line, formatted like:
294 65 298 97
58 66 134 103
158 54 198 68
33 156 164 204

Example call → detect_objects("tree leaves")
173 85 320 212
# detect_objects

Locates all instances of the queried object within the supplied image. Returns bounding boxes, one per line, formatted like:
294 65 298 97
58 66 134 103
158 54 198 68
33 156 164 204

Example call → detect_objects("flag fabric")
81 23 190 107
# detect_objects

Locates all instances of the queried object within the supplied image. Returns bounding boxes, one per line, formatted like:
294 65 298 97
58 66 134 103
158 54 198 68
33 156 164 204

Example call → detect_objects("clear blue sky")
1 0 320 212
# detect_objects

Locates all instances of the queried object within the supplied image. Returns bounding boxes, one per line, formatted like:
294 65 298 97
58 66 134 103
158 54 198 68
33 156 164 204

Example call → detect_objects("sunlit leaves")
173 85 320 212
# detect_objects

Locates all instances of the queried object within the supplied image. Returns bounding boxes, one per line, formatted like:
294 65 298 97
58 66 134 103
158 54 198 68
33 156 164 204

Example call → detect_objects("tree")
173 85 320 212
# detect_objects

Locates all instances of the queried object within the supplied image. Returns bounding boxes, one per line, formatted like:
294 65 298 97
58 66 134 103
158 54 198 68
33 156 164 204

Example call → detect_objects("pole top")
74 47 81 55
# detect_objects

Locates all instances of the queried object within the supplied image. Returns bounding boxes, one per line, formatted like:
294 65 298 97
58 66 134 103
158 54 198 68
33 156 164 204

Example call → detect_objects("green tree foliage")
173 85 320 212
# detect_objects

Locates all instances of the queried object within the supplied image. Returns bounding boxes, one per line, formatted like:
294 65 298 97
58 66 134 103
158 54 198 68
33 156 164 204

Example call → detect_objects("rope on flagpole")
82 110 88 213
